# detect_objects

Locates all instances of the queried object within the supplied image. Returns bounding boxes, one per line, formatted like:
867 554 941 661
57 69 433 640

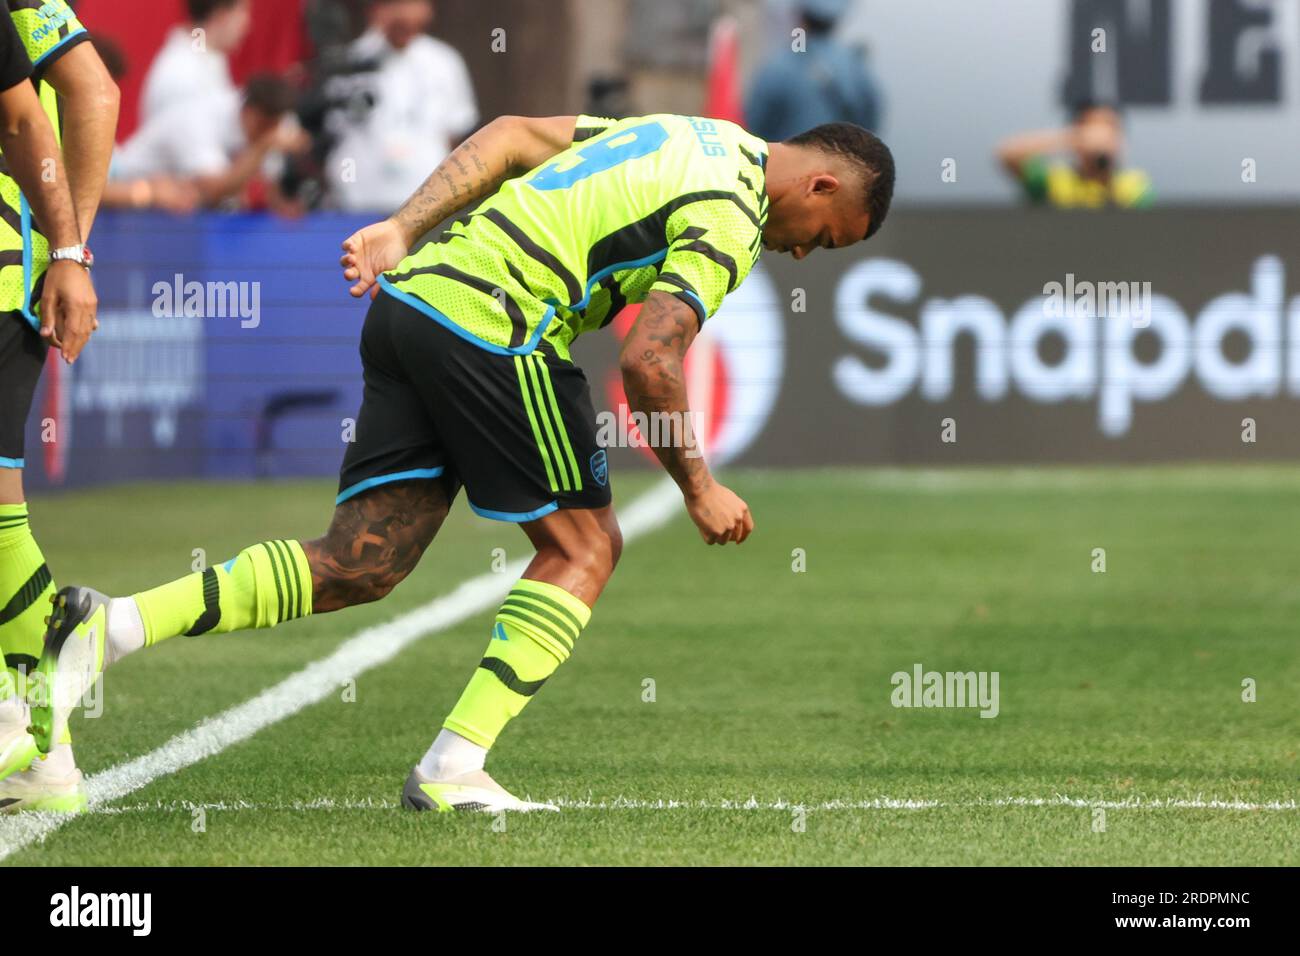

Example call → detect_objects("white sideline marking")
79 793 1300 816
0 478 683 862
547 795 1298 812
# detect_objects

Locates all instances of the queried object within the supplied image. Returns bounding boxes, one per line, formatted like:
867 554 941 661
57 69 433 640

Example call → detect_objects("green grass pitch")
3 465 1296 865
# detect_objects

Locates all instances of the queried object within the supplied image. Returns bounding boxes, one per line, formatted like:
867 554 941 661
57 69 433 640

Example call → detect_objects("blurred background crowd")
93 0 478 215
81 0 1290 218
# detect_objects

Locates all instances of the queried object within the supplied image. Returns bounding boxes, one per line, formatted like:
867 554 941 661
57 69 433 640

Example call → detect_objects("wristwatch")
50 244 94 270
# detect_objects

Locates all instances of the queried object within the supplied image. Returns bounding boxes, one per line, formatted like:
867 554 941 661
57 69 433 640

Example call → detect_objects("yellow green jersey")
0 0 89 328
379 113 770 361
1017 157 1154 209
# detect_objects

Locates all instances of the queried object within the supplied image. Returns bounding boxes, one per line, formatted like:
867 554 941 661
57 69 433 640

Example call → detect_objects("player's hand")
38 260 98 364
340 219 409 300
684 479 754 545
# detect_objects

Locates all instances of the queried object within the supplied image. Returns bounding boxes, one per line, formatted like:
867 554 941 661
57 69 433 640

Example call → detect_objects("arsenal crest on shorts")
589 448 608 487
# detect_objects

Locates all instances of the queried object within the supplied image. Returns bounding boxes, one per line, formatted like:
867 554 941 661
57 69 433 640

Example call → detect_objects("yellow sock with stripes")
443 578 591 748
0 502 56 703
133 540 313 646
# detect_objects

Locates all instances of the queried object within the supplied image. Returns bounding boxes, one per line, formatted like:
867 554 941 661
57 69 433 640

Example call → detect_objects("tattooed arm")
392 114 577 244
340 115 577 299
620 292 754 545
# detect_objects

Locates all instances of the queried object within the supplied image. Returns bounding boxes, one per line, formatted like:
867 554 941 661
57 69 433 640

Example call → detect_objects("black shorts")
337 290 612 521
0 314 46 469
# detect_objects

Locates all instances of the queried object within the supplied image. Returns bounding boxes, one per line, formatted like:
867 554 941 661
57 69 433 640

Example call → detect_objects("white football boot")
401 766 557 813
0 741 86 814
0 696 38 784
29 586 109 755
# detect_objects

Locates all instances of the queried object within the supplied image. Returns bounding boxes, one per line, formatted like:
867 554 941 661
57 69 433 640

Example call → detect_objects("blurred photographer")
321 0 478 212
997 102 1153 209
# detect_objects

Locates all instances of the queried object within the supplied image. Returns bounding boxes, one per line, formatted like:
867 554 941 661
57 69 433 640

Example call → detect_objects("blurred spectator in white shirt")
325 0 478 212
89 35 201 214
113 74 305 209
140 0 252 126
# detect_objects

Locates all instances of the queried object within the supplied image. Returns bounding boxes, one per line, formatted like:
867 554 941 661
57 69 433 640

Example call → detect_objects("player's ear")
808 173 841 198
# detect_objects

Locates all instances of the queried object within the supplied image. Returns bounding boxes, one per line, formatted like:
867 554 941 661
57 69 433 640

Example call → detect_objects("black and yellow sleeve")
7 0 88 80
0 9 31 92
650 193 763 327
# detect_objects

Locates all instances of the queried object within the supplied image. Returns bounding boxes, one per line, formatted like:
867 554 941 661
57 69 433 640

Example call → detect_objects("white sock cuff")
105 597 146 667
417 728 487 780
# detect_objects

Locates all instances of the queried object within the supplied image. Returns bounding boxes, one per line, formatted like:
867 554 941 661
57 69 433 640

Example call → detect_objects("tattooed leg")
304 479 452 614
119 478 452 654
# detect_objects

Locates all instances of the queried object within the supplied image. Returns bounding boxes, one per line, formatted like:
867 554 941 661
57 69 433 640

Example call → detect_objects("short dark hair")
187 0 243 23
785 122 895 240
243 72 296 117
1070 99 1123 123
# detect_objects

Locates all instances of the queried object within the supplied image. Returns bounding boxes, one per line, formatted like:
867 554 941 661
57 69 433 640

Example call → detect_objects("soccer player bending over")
31 112 893 812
